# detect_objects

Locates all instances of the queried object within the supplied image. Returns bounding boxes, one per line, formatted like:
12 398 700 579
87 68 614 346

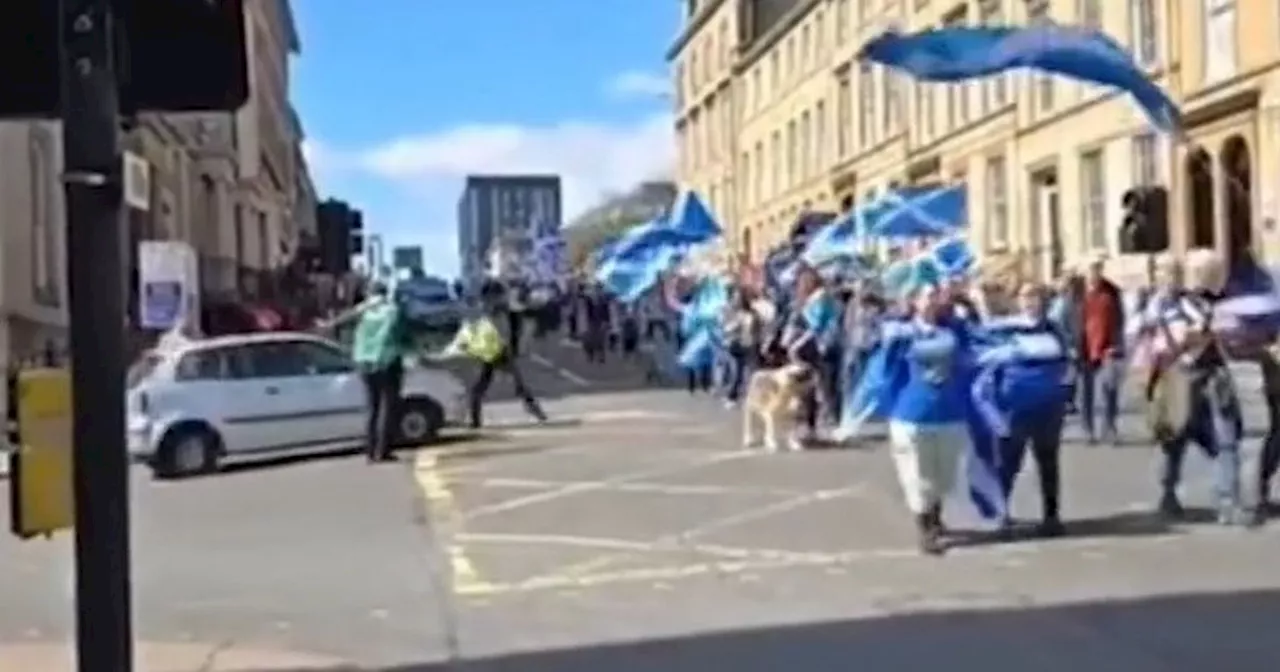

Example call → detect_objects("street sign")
122 151 151 211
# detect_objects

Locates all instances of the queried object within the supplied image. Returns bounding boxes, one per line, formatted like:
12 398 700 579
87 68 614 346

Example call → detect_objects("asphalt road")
3 337 1280 671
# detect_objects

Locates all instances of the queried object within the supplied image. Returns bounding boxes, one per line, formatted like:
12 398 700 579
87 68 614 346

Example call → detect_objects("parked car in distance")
126 331 467 479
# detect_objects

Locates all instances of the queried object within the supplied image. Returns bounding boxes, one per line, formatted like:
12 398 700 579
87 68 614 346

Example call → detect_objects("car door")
172 344 282 455
235 340 338 450
288 339 367 445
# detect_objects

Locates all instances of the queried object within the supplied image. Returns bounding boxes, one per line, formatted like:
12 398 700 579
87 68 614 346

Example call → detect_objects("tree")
564 214 644 273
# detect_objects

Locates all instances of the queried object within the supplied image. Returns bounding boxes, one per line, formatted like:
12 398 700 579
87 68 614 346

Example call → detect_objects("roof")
152 331 337 357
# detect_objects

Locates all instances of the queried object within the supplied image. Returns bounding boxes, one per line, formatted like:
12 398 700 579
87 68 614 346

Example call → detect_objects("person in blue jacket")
876 274 975 555
989 282 1071 538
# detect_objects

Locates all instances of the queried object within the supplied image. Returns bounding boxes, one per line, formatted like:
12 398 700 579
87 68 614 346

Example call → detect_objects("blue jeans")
1079 357 1122 440
1159 368 1244 509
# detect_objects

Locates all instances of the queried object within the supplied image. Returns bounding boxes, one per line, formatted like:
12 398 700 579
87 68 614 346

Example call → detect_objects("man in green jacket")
327 282 411 462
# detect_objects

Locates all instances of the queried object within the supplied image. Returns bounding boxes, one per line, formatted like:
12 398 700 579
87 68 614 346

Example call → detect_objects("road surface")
3 336 1280 671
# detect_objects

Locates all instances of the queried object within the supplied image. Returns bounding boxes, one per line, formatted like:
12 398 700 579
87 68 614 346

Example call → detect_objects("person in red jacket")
1079 255 1126 445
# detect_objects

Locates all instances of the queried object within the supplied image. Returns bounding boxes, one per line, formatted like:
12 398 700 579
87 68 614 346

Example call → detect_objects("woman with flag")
987 282 1072 538
844 260 978 555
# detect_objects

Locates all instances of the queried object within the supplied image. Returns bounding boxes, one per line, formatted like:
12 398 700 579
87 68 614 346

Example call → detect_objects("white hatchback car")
126 332 468 478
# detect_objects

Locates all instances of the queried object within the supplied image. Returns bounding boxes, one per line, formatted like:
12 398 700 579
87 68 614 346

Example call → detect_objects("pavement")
4 335 1280 671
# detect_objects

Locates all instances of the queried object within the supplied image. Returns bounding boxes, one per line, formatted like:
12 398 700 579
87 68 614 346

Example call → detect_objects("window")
800 24 810 71
786 119 798 185
769 51 780 92
856 0 868 24
916 81 935 138
837 73 852 157
814 10 825 55
257 210 270 268
754 142 764 202
689 52 699 92
1078 0 1101 28
741 152 752 206
881 68 899 134
675 63 686 107
706 97 718 160
815 99 827 170
1130 0 1158 65
836 0 849 43
127 353 164 388
29 126 59 305
294 341 355 375
978 0 1008 111
752 68 763 111
799 111 811 179
857 62 875 148
1028 0 1054 111
785 37 795 79
1203 0 1237 83
718 20 729 69
1132 133 1159 185
770 131 781 195
942 9 969 127
175 350 231 381
1080 150 1107 251
985 156 1009 245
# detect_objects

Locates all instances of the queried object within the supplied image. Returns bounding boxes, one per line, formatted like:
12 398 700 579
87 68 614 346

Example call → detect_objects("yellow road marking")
452 531 833 562
539 486 862 583
459 450 754 521
413 452 496 596
452 548 917 596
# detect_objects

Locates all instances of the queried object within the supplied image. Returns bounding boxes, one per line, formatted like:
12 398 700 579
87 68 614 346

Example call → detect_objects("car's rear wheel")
396 397 444 447
153 424 220 479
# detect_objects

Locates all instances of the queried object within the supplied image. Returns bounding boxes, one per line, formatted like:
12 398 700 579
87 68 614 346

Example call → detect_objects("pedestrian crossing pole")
59 1 134 670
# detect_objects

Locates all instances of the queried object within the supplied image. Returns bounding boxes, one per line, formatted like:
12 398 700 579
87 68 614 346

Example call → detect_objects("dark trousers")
998 409 1065 522
470 352 546 428
360 361 404 460
820 347 843 426
1263 394 1280 506
723 344 755 403
686 365 712 393
506 313 524 357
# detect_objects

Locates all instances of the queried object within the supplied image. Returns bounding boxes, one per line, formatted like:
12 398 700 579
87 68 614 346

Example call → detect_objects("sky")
292 1 680 279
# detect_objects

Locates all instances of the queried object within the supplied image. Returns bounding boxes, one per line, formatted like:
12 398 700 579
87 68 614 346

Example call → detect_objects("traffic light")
1119 186 1169 254
116 0 250 114
350 210 365 256
0 0 248 118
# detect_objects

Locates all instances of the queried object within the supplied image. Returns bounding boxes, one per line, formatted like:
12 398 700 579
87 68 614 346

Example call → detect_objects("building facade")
0 0 313 366
392 246 425 271
671 0 1280 285
456 175 563 283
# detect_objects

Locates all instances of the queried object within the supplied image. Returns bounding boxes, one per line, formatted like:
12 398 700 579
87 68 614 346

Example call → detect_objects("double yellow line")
413 452 496 596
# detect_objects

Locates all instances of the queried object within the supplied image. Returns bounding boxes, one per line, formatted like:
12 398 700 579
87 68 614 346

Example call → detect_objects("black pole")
59 1 134 670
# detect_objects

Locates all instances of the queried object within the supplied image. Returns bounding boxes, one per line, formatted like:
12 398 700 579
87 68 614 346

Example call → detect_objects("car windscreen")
127 352 164 388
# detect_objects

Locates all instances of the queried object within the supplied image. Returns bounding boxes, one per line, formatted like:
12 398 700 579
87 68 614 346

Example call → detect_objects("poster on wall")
138 241 200 330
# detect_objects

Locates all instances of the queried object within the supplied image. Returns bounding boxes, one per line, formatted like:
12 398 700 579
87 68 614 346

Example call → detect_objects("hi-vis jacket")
446 317 506 363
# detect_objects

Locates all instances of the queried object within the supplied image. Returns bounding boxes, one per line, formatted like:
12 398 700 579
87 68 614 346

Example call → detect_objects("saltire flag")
859 25 1180 131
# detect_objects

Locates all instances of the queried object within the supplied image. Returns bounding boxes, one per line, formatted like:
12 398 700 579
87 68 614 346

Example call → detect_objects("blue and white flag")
531 234 567 283
865 185 967 239
927 235 976 279
860 25 1180 131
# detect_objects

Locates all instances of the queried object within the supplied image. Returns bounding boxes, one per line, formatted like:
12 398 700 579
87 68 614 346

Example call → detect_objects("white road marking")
528 353 590 386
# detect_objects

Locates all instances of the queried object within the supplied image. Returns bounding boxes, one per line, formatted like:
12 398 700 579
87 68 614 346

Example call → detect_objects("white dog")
742 362 815 452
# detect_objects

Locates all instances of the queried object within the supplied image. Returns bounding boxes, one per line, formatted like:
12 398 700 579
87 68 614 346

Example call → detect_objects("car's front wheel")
152 423 221 479
395 397 444 447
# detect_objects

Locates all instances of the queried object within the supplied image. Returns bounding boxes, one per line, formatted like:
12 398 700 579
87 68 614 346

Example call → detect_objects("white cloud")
357 112 674 223
605 70 672 100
